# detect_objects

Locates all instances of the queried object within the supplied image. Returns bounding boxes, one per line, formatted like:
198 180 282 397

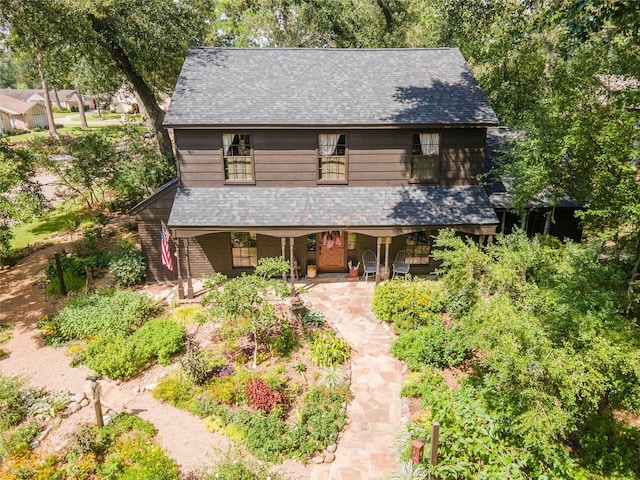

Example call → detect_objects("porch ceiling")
167 185 499 237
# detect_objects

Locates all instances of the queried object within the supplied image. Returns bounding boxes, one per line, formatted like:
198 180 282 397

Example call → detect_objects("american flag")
161 222 173 271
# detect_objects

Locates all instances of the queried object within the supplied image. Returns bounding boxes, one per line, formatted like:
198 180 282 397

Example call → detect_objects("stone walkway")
301 280 404 480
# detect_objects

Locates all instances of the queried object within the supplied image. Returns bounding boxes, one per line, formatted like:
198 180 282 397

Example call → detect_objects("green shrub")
372 280 446 333
302 308 326 327
133 318 185 365
45 251 111 281
309 329 352 366
82 335 141 379
152 373 198 408
47 289 160 343
0 420 40 458
109 243 146 286
82 319 185 379
45 270 86 295
205 452 281 480
267 322 298 356
73 227 104 256
391 323 467 370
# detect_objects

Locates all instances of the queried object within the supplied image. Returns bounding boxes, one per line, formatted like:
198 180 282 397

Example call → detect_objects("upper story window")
223 134 253 182
318 133 347 181
411 133 440 182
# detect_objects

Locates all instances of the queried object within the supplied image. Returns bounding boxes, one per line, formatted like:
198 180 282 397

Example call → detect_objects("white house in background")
0 93 47 133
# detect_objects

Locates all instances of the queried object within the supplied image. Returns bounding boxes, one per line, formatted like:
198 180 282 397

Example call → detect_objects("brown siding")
175 127 487 188
139 223 178 282
135 183 178 283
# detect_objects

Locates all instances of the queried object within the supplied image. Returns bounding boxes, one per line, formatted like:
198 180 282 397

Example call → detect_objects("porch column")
384 238 390 280
479 235 486 247
289 237 295 284
375 237 382 283
281 237 287 282
520 211 528 231
185 238 193 299
175 237 184 300
501 210 507 234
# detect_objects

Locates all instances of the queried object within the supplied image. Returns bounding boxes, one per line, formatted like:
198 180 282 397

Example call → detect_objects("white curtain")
319 134 340 156
419 133 439 156
222 133 235 155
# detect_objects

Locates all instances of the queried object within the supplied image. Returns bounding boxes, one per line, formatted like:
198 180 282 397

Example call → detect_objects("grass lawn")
10 198 85 251
6 125 124 144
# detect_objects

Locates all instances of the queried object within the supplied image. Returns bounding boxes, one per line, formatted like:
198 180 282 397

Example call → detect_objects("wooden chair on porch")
391 250 411 279
362 250 378 282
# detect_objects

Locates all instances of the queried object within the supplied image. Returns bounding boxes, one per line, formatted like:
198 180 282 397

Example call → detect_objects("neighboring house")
131 47 501 296
0 93 47 133
1 88 96 110
484 127 583 241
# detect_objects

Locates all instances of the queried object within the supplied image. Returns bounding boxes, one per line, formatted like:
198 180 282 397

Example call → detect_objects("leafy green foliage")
373 279 446 333
64 413 179 480
205 451 283 480
391 323 467 370
45 270 86 296
401 231 640 478
302 308 326 328
202 258 292 367
81 318 185 379
0 139 46 256
108 240 146 286
230 384 350 461
309 329 352 367
44 289 160 344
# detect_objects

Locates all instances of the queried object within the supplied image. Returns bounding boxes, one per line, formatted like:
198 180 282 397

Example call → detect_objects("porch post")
281 237 287 282
501 210 507 233
185 238 193 299
479 235 486 247
384 239 390 280
175 237 184 300
375 237 382 283
289 237 295 284
520 211 528 231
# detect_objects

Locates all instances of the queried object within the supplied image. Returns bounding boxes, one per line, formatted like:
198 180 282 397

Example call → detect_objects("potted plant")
348 260 359 278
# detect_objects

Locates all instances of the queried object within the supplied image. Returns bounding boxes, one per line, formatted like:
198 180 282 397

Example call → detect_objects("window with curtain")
411 133 440 182
318 133 346 180
231 232 257 267
223 134 253 181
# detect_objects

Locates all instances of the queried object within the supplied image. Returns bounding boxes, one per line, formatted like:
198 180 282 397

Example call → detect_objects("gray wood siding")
175 128 487 188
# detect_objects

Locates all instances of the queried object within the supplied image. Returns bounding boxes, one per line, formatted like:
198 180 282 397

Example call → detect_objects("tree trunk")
51 85 63 110
376 0 394 33
74 78 89 130
37 54 58 139
89 14 174 163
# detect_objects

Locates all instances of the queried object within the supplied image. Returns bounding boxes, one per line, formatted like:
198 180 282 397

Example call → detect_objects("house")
0 93 47 133
131 47 500 297
1 89 96 110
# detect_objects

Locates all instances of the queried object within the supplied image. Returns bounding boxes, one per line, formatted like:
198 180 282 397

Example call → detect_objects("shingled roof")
167 185 498 231
164 48 499 128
